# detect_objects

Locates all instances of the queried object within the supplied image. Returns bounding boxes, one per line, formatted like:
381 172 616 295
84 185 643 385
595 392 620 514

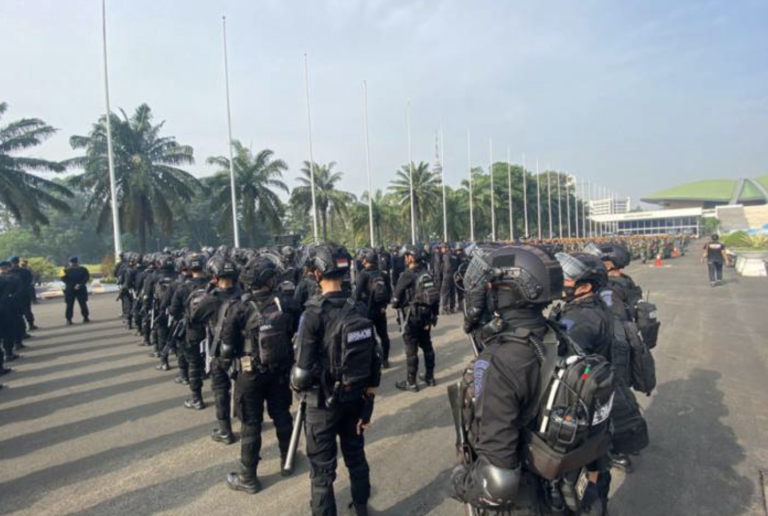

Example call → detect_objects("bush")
26 257 59 281
101 255 116 281
721 231 768 250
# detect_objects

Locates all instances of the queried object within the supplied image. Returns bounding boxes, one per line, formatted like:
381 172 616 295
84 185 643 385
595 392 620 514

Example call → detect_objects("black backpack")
635 301 660 350
623 321 657 396
368 272 390 308
244 297 293 371
324 298 377 403
154 276 173 306
611 381 650 455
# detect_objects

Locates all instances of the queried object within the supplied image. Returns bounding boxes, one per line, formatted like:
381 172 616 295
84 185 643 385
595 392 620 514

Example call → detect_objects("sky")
1 0 767 204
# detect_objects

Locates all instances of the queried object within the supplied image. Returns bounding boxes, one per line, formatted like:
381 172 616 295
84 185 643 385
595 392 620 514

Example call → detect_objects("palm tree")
291 161 355 242
207 142 288 247
388 161 440 242
67 104 200 252
0 102 73 230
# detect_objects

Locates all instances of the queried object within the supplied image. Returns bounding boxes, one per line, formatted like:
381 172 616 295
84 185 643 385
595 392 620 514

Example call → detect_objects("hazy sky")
2 0 766 202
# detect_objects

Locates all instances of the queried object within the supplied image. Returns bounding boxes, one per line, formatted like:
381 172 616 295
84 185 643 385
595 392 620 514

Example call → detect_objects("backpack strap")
531 326 561 413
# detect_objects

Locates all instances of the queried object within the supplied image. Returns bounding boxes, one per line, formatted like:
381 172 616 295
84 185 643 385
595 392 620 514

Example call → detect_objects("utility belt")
237 352 290 375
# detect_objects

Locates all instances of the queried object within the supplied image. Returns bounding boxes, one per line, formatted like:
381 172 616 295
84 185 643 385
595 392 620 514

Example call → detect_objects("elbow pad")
290 365 314 392
473 457 521 508
220 340 236 361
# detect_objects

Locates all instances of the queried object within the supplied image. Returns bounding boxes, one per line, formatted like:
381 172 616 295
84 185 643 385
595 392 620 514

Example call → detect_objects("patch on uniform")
600 290 613 307
560 318 576 332
474 359 491 398
347 327 372 343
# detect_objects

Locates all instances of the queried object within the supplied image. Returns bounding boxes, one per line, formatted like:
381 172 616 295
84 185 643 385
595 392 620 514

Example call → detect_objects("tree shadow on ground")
11 349 140 380
610 369 755 516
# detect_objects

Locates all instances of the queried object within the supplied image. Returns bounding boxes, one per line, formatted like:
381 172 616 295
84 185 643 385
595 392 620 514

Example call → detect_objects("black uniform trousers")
370 310 390 362
64 289 89 322
234 368 293 469
0 311 13 361
120 292 134 326
440 275 456 312
306 399 371 516
184 336 205 395
707 260 724 283
403 320 435 382
211 359 232 421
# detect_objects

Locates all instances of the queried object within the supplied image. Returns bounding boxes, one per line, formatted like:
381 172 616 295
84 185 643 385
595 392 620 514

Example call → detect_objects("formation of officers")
108 234 659 516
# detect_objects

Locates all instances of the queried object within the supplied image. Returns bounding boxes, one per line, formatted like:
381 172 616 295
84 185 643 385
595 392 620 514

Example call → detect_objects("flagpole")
581 180 587 238
303 54 319 243
557 169 563 239
547 166 553 239
363 81 374 247
587 180 592 237
468 131 475 242
489 138 496 241
536 159 542 240
101 0 121 258
440 124 447 242
222 17 241 248
406 101 416 245
507 147 513 241
522 153 529 238
567 174 574 238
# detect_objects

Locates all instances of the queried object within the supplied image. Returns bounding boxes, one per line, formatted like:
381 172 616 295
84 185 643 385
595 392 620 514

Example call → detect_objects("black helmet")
156 254 175 271
216 245 231 258
207 256 238 279
241 257 278 289
481 245 563 307
400 244 427 262
362 248 378 264
282 246 296 260
586 243 631 269
175 256 188 272
142 253 155 268
187 253 206 272
555 252 607 291
310 243 351 279
711 234 719 241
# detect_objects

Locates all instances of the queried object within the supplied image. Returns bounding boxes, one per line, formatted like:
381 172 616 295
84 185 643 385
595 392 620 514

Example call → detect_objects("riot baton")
283 395 307 474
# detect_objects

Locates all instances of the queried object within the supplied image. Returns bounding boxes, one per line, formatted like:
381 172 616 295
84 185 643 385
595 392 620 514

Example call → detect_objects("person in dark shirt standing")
0 260 23 370
353 249 392 368
61 256 90 325
701 234 728 286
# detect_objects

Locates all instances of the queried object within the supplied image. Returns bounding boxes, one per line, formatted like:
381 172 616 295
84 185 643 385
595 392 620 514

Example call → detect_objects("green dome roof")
643 175 768 204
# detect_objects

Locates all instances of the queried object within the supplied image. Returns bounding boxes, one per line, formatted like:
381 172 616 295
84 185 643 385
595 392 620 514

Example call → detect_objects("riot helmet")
241 257 278 289
310 243 351 279
555 252 608 298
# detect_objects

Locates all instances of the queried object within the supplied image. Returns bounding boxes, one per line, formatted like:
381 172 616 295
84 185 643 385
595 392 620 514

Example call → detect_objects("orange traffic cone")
655 254 663 267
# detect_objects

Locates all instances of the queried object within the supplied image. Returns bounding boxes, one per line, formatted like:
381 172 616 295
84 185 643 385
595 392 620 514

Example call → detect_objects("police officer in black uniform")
61 256 90 325
0 259 23 369
9 257 35 336
352 249 392 369
392 245 440 392
221 256 296 493
194 257 242 445
170 254 210 410
440 242 458 314
290 243 381 516
294 261 320 312
701 234 728 286
151 255 178 371
450 245 611 516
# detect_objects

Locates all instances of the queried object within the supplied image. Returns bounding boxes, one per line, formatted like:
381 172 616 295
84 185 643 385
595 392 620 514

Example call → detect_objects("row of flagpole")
100 2 622 258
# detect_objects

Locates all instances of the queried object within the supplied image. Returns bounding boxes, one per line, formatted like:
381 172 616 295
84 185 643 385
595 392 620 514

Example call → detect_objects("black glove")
580 482 604 516
360 393 375 424
449 464 469 503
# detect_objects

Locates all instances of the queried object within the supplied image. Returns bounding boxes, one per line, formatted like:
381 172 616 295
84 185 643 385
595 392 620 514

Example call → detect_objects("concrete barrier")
735 253 768 277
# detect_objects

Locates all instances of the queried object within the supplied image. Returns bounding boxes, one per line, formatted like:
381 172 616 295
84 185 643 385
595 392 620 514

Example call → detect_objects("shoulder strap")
532 326 564 413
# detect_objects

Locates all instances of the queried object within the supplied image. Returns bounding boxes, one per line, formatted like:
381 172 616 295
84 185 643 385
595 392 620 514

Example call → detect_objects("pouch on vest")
245 298 292 371
623 320 656 395
324 299 376 402
634 301 660 350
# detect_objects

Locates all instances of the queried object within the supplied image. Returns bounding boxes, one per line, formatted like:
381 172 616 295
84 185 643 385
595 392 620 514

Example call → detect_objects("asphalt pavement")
1 253 767 516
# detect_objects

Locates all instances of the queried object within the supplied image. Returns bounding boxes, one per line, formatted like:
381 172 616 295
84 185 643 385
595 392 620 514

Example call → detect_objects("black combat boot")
395 379 419 392
184 390 205 410
66 319 73 326
381 359 390 369
211 419 236 445
610 453 633 473
419 373 437 387
174 375 190 385
83 317 90 323
0 367 12 376
155 361 170 371
226 462 261 494
348 502 369 516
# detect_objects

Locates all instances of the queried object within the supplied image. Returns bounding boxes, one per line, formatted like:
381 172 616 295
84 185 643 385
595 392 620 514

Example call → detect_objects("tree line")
0 101 588 261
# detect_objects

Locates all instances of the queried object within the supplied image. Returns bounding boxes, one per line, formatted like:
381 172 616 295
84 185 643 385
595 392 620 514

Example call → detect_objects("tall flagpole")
468 131 475 242
522 153 529 238
489 139 496 241
581 180 587 238
303 54 319 243
101 0 121 258
363 81 374 247
406 101 416 245
440 124 447 242
557 169 563 239
222 16 240 248
566 174 572 237
587 180 592 237
546 166 553 239
507 147 513 241
536 159 542 240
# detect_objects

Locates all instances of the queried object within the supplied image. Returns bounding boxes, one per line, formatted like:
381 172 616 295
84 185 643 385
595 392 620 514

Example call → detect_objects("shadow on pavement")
375 468 453 515
610 369 754 516
29 323 129 350
22 331 136 358
9 349 141 380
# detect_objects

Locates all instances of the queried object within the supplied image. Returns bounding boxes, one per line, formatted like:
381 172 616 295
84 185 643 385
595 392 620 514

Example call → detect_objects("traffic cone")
655 254 663 267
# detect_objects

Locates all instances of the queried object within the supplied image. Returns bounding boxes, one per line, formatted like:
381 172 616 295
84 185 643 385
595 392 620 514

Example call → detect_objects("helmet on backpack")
483 245 563 308
310 243 351 279
241 256 278 289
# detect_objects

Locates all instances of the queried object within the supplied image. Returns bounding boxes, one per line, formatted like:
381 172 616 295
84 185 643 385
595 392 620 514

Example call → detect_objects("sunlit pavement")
1 253 766 515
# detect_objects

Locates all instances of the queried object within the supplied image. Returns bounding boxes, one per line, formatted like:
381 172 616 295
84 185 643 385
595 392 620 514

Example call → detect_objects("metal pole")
546 166 553 239
557 170 563 239
303 54 319 243
406 101 416 245
522 153 529 238
536 159 542 240
587 180 592 237
222 16 240 248
489 139 495 241
441 124 447 242
566 174 572 238
468 131 475 242
363 81 374 247
101 0 121 258
507 147 513 241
